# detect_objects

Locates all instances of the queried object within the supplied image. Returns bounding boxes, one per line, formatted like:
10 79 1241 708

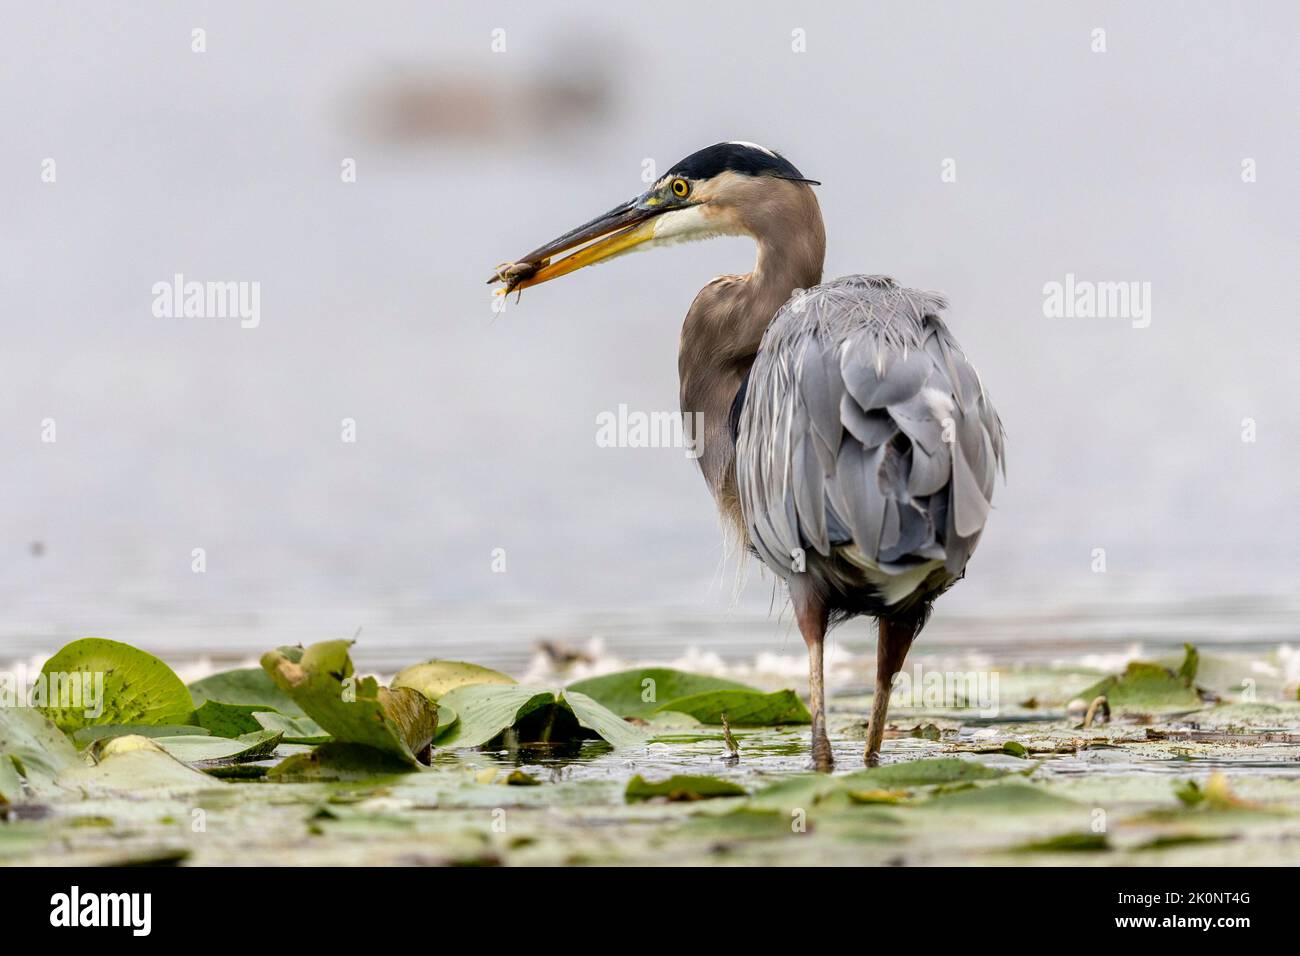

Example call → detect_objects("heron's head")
489 141 820 295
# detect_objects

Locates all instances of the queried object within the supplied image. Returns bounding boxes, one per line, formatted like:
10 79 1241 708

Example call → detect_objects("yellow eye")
671 178 690 198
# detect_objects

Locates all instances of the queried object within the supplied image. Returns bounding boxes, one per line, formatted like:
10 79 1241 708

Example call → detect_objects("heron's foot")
811 729 834 772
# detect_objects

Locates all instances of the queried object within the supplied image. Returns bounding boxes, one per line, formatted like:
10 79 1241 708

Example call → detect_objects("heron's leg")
794 590 833 772
866 612 920 766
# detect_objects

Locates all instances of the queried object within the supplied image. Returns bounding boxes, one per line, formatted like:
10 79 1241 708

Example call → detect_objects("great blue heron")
490 142 1004 768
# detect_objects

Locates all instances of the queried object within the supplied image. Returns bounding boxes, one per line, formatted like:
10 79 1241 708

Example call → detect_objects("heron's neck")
678 186 825 502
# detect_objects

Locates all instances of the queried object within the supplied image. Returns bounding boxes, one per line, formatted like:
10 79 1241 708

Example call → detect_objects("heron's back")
735 275 1004 617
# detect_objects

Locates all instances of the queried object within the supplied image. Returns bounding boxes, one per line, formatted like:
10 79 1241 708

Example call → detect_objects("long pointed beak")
488 194 668 294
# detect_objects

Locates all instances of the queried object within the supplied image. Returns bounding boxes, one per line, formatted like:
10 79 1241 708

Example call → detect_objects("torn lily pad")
36 638 194 733
261 641 436 765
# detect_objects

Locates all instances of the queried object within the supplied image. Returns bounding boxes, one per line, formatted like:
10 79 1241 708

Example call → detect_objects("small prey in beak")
488 182 696 296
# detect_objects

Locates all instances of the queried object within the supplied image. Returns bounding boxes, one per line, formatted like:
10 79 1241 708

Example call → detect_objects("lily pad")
567 668 754 718
192 700 269 737
36 638 194 732
261 641 436 765
1074 645 1203 714
72 724 210 747
844 757 1009 789
391 660 516 701
436 684 647 749
188 666 306 716
57 735 222 794
435 684 555 748
625 774 746 802
0 706 80 803
150 731 283 767
1012 831 1111 853
654 688 811 726
566 690 649 748
252 711 331 744
267 743 413 782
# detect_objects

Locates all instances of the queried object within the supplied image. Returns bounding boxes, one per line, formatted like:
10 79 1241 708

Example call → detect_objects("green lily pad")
191 700 270 737
1074 645 1203 713
567 668 754 718
434 704 458 738
654 688 811 726
919 781 1080 813
0 706 80 803
1012 831 1110 853
261 641 436 765
188 666 306 716
565 690 649 748
36 638 194 732
435 684 554 748
149 731 283 767
749 757 1008 810
267 743 413 782
251 711 331 744
391 660 515 701
436 684 647 749
844 758 1009 789
625 774 747 802
71 724 210 747
57 735 222 794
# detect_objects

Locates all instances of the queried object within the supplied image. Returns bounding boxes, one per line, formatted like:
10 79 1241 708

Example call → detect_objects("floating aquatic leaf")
1137 833 1235 850
37 638 194 732
434 704 458 738
919 781 1080 814
1074 646 1203 714
71 724 209 747
655 688 811 726
252 711 330 744
1173 773 1258 812
392 660 516 701
1012 831 1110 853
261 640 436 765
625 774 746 802
57 735 222 795
565 690 649 748
150 731 283 767
0 706 80 803
436 684 646 749
845 788 909 805
841 757 1008 790
567 668 755 718
192 700 269 737
267 743 412 782
188 666 306 716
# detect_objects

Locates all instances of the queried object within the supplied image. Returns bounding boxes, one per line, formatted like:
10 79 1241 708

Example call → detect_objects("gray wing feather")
736 275 1005 596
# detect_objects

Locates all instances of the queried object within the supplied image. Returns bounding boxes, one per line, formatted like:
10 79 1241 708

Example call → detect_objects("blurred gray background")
3 2 1297 663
